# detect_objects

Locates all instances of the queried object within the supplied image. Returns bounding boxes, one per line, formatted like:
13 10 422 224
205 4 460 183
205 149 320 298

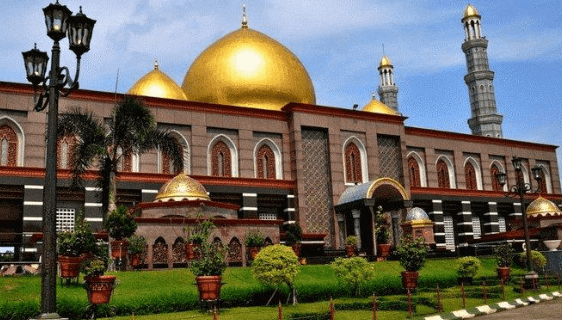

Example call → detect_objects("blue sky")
2 1 562 176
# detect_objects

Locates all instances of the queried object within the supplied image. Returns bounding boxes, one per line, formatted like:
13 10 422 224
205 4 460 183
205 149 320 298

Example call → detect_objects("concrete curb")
418 290 561 320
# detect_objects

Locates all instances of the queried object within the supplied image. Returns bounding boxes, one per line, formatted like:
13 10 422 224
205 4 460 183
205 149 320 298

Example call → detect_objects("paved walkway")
477 298 562 320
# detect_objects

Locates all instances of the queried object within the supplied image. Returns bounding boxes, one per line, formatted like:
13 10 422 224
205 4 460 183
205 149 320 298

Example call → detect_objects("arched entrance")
335 178 411 257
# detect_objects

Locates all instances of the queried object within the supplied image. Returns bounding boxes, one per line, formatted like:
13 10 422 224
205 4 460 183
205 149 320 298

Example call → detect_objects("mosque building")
0 4 560 263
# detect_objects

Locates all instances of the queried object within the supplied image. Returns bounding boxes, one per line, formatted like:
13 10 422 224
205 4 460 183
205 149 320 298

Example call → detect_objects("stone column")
456 201 474 247
482 202 500 234
352 209 361 250
336 213 346 249
430 199 446 251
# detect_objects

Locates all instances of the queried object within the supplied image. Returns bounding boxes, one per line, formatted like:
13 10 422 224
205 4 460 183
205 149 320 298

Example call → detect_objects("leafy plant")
57 211 96 257
128 234 147 255
518 250 547 270
185 218 214 245
331 257 375 296
81 243 110 278
252 245 300 288
345 236 358 246
57 231 82 257
245 230 266 247
456 256 481 278
282 222 302 246
104 205 137 240
189 220 227 276
495 243 514 267
396 236 428 272
374 206 391 244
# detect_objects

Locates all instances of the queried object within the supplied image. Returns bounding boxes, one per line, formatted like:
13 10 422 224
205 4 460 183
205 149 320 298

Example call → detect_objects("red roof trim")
282 102 406 125
134 217 283 226
132 199 240 212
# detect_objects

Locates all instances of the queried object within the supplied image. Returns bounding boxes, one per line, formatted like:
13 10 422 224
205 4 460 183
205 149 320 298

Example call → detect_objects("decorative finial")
154 60 159 70
382 43 386 56
241 4 248 29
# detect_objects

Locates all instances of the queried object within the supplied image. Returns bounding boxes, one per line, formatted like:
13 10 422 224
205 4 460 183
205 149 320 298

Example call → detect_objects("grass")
0 257 539 319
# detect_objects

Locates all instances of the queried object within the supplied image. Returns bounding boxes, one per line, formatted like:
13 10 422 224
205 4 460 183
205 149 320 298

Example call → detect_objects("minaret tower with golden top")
377 55 399 112
462 4 503 138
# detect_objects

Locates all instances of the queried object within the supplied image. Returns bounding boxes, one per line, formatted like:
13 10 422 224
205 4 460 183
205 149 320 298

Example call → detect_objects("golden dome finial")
463 3 480 19
154 59 159 70
241 4 248 29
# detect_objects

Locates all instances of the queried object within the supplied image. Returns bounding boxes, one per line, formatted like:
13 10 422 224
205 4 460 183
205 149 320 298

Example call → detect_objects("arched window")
465 162 477 190
0 124 18 166
256 144 275 179
161 131 189 175
408 157 421 187
162 144 183 175
490 164 502 191
540 170 548 194
57 135 77 169
344 142 362 184
437 159 450 189
211 140 232 177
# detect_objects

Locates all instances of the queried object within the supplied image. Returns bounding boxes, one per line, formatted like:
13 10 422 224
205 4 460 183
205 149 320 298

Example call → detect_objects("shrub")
185 218 214 245
252 245 300 289
456 256 481 278
396 236 427 272
494 243 514 267
245 230 266 247
331 257 375 296
518 250 547 271
282 223 302 246
190 242 227 276
374 206 391 244
104 205 137 240
345 236 358 246
128 234 147 254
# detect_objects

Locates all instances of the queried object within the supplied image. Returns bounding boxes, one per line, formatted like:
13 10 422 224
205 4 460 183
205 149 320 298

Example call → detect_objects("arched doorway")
335 178 411 257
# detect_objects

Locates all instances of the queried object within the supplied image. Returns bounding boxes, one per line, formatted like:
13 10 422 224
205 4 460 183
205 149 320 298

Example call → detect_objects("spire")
241 4 248 29
377 52 399 112
154 59 159 70
461 4 503 138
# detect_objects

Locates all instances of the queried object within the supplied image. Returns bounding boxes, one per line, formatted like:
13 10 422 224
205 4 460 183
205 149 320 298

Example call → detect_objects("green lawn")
0 257 543 319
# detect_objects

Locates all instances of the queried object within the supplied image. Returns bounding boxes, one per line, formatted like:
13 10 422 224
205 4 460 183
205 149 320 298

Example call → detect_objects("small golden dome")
128 61 187 101
463 4 480 19
379 55 392 68
181 26 316 111
154 172 210 202
526 196 562 217
362 97 399 115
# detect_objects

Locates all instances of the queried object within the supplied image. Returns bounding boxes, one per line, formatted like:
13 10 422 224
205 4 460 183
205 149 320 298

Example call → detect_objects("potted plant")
345 235 358 257
396 236 428 290
245 230 266 260
495 243 513 283
58 212 97 280
282 222 303 258
185 218 214 260
375 207 392 259
82 246 116 305
189 220 227 301
104 205 137 259
127 234 147 269
456 256 481 285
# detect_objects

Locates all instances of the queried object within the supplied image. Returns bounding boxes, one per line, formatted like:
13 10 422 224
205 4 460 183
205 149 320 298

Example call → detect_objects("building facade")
0 4 560 260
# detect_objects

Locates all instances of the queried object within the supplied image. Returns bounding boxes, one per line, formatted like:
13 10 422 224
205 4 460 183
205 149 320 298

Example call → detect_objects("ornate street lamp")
496 157 542 289
22 1 95 318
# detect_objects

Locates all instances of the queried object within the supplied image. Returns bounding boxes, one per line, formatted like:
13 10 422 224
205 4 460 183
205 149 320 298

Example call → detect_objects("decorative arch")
172 237 186 264
0 117 24 166
152 237 168 266
57 134 77 169
436 156 456 189
406 151 427 187
464 157 482 190
227 237 242 264
366 177 410 201
536 164 552 194
116 147 138 172
161 130 190 174
490 161 506 192
253 138 282 179
342 136 368 185
207 134 238 177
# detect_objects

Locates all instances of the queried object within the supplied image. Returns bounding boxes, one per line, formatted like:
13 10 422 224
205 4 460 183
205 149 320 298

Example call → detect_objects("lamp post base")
524 271 538 290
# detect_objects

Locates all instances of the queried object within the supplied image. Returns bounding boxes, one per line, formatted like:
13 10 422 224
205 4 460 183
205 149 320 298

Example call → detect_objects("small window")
56 208 76 232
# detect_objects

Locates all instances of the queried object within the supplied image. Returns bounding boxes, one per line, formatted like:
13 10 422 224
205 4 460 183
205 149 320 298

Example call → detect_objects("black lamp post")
496 157 542 289
22 1 95 317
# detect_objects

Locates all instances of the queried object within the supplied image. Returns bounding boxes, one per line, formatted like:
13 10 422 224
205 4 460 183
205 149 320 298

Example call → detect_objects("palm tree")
58 96 183 217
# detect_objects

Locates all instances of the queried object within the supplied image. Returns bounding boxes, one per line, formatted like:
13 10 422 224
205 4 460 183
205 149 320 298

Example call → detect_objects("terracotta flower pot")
58 255 82 279
84 275 116 305
377 243 392 258
111 240 129 259
130 253 142 268
401 271 419 290
345 245 356 257
248 246 261 260
195 275 222 301
497 267 510 283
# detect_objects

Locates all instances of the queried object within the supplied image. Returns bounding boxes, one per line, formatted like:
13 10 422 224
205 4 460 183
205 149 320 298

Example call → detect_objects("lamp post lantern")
22 1 95 317
496 157 542 289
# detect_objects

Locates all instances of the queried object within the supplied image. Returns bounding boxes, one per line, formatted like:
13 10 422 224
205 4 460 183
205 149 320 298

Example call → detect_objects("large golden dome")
526 196 562 217
154 172 210 202
181 23 316 111
362 97 399 115
128 61 187 101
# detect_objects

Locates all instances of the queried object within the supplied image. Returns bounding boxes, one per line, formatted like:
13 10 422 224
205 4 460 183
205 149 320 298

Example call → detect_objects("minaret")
462 4 503 138
377 55 399 112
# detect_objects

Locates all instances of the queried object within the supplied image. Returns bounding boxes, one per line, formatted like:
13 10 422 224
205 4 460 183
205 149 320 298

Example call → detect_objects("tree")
331 257 375 296
58 96 183 216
